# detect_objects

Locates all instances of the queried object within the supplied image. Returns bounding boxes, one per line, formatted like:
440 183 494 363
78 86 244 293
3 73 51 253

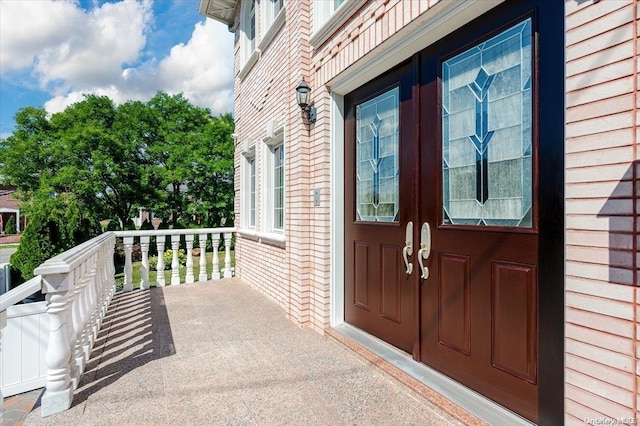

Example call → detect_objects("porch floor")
21 278 469 425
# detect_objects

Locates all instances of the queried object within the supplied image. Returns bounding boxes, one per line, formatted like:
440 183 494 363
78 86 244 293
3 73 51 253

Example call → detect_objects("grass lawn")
114 250 235 291
0 244 19 249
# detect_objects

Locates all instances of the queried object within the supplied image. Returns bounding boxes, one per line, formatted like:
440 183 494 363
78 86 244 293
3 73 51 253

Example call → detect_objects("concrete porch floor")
17 278 482 425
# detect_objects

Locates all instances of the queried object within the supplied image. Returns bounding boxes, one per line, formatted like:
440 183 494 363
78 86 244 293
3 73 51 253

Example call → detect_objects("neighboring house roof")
198 0 237 27
0 186 20 211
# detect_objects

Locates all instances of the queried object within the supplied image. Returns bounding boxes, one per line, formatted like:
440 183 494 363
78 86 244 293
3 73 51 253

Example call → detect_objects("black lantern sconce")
295 78 316 123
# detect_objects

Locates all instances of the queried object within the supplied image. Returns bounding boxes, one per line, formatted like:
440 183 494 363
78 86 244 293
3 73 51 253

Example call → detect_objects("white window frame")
310 0 360 48
240 140 257 232
239 0 260 75
261 121 286 242
261 0 284 38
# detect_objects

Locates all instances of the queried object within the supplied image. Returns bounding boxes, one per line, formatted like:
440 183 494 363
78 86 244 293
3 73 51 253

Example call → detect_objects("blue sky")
0 0 235 139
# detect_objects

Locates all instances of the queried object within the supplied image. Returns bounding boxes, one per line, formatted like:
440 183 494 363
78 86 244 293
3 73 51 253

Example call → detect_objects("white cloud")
2 0 234 117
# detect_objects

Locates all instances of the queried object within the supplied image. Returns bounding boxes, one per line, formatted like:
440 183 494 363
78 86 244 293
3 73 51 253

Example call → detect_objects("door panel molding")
491 261 537 384
437 253 471 356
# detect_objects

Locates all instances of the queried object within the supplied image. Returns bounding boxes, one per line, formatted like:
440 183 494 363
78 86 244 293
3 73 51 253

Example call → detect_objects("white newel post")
40 275 74 417
123 236 134 292
198 233 208 282
171 235 180 285
223 232 232 278
156 237 166 287
140 236 150 290
185 234 194 284
211 234 220 280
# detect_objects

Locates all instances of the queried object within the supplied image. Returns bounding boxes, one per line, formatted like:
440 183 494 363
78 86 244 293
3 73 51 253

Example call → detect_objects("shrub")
10 194 100 281
148 249 186 270
4 216 16 234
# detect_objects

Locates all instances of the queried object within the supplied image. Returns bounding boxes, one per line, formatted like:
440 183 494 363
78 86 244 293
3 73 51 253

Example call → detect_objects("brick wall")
564 0 639 421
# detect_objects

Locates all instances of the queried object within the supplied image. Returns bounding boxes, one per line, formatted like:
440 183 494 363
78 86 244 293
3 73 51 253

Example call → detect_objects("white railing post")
198 233 208 282
0 309 5 414
223 232 233 278
211 233 220 280
156 237 165 287
185 234 195 284
171 235 180 285
140 236 150 290
123 236 134 292
41 289 73 416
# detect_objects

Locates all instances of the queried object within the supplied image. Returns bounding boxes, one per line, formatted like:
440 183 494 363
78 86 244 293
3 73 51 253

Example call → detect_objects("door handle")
402 221 413 275
418 222 431 279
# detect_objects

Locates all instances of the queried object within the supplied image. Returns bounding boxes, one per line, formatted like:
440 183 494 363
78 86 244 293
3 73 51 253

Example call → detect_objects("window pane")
442 18 532 227
249 0 256 48
274 144 284 230
355 87 399 222
250 158 256 227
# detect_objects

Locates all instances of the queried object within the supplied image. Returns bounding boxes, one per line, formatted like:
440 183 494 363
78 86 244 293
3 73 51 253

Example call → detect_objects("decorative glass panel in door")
355 87 399 222
442 18 532 227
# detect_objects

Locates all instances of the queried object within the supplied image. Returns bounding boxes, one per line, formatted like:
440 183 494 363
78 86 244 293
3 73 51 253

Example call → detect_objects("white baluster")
123 236 134 292
81 260 94 361
223 232 233 278
211 233 220 280
41 291 74 417
185 234 194 284
70 266 84 389
140 236 150 289
156 237 166 287
198 233 208 282
87 261 99 347
171 234 180 285
79 258 92 363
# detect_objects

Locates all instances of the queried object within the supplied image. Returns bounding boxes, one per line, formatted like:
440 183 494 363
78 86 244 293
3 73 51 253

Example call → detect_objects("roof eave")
198 0 238 30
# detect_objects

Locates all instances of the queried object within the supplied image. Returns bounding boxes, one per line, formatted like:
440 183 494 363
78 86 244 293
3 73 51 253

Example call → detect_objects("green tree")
4 216 16 234
186 113 235 226
145 92 216 224
0 96 157 228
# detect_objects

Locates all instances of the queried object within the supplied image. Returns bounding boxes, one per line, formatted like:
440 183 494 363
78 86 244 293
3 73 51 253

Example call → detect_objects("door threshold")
329 323 535 426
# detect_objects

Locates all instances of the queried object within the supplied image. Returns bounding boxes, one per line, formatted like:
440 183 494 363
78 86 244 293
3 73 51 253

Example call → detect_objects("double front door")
344 3 557 423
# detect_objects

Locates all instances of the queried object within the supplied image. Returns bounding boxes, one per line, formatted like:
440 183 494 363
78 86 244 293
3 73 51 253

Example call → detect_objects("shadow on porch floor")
20 278 477 425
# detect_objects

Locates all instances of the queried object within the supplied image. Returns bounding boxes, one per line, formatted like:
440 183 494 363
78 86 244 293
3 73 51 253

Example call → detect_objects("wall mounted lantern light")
295 78 316 123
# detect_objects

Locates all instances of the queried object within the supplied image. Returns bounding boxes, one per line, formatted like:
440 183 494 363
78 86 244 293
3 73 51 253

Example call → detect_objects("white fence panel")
1 300 49 397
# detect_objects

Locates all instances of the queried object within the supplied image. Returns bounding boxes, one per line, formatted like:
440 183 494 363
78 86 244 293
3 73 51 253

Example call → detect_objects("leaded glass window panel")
355 88 399 222
442 18 532 227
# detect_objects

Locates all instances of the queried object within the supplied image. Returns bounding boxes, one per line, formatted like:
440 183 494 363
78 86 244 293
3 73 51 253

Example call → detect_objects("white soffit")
328 0 505 95
198 0 238 27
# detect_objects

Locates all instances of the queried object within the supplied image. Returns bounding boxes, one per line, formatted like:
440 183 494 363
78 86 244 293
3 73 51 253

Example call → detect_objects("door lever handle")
418 222 431 279
402 221 413 275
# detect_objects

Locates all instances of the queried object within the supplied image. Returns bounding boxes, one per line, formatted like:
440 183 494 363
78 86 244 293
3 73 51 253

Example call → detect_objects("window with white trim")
262 122 285 236
273 144 284 231
262 0 284 37
240 0 257 67
313 0 347 33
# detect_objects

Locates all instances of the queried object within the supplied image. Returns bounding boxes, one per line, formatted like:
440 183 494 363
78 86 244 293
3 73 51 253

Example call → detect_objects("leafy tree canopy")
0 92 235 231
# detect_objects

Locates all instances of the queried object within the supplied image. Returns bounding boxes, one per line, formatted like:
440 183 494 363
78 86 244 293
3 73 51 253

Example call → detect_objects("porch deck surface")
20 278 468 425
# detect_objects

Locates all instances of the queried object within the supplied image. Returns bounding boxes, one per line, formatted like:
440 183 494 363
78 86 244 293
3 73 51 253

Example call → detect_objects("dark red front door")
344 62 417 354
344 1 563 424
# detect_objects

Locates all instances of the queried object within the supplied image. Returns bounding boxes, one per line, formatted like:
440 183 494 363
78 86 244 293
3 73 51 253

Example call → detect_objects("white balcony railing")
0 227 236 417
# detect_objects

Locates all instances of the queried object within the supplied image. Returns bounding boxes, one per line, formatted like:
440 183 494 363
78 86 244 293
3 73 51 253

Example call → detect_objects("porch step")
1 388 42 425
